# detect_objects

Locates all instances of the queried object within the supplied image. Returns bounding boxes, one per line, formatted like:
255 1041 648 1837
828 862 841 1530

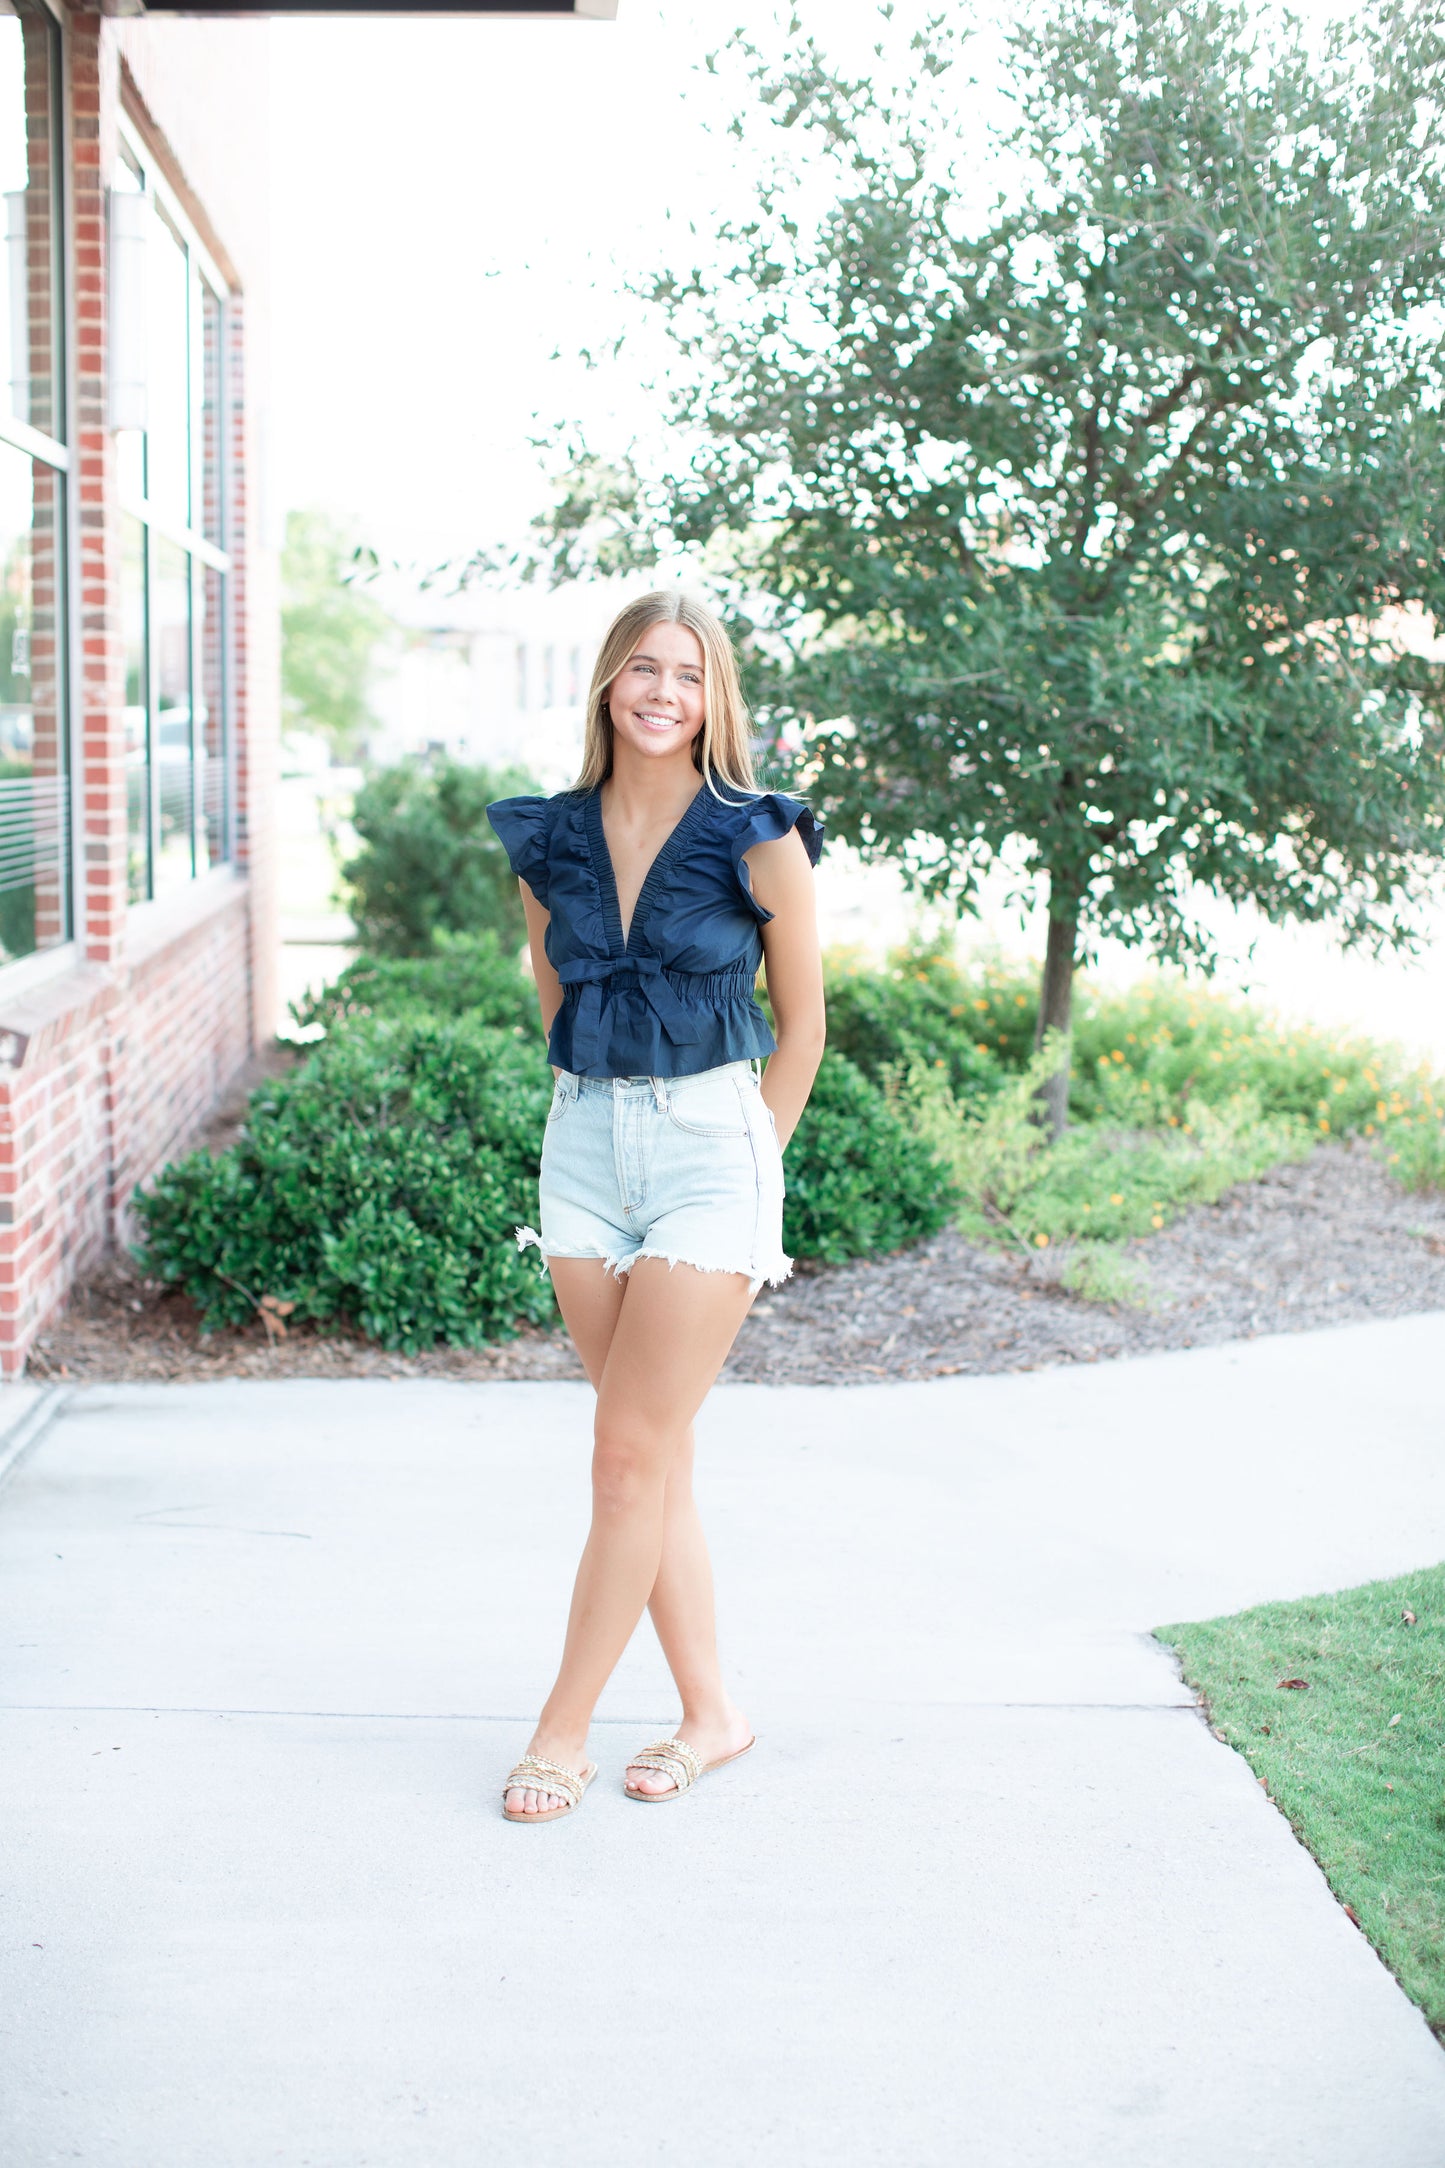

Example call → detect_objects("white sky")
267 0 1357 564
268 0 861 563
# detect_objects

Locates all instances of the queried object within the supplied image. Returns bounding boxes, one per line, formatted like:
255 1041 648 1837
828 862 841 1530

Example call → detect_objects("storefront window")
121 512 147 903
0 0 66 969
115 124 231 905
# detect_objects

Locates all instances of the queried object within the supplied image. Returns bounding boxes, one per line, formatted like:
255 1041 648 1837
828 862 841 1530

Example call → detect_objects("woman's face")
605 620 706 766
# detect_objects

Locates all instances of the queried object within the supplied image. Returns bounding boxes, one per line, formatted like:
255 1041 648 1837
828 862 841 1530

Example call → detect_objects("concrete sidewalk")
3 1316 1444 2166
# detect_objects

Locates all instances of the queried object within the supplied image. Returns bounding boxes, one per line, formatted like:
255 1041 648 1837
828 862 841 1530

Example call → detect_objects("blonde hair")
573 590 758 795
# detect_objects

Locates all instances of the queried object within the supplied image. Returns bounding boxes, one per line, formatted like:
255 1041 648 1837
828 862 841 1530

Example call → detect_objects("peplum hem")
547 974 774 1080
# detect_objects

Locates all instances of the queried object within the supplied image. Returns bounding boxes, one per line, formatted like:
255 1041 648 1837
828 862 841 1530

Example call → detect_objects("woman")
486 590 826 1821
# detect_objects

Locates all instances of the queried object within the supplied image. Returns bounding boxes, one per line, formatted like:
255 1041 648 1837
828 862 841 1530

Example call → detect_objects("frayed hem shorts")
516 1058 792 1299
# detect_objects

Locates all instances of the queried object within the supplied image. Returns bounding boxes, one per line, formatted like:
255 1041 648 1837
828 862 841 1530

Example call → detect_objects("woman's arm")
519 880 565 1076
746 831 827 1150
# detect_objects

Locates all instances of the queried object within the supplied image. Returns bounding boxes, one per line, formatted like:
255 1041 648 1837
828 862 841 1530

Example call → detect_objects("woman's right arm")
519 879 564 1077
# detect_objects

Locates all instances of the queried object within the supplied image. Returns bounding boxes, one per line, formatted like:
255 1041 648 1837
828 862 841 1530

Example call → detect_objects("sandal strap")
503 1755 585 1806
630 1737 702 1791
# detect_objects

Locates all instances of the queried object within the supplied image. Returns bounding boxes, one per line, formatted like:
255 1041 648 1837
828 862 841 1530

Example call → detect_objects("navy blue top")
486 781 824 1079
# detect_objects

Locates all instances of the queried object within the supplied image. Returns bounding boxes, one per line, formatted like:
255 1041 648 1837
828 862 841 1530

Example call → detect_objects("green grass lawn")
1158 1564 1445 2037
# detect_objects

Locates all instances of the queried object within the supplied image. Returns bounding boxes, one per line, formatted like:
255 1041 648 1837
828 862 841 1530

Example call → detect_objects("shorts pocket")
546 1076 572 1124
665 1075 749 1138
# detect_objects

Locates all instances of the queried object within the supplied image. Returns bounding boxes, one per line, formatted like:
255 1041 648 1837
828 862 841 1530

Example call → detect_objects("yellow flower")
1109 1192 1124 1205
1016 994 1028 1008
1034 1232 1049 1247
1318 1118 1330 1131
1151 1214 1164 1229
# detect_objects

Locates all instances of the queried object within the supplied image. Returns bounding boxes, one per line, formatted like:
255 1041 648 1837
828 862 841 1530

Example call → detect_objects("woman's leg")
625 1432 752 1795
505 1255 753 1815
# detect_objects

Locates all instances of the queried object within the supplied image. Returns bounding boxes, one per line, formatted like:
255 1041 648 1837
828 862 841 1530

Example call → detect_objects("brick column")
72 14 126 977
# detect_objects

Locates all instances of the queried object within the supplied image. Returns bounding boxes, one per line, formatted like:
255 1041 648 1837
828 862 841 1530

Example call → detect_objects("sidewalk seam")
0 1386 69 1497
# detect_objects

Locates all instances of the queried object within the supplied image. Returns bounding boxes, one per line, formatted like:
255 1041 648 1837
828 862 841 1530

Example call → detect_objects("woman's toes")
628 1766 673 1796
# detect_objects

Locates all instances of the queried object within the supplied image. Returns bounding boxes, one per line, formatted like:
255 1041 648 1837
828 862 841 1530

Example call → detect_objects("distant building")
369 579 625 791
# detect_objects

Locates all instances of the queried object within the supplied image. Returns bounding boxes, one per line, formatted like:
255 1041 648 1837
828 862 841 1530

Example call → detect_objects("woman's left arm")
746 830 827 1149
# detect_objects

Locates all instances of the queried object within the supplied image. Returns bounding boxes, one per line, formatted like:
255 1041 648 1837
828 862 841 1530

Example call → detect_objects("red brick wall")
0 16 271 1376
114 892 253 1245
0 978 115 1361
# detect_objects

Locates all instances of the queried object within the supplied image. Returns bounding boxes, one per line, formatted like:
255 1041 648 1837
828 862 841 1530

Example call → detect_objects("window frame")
115 107 237 908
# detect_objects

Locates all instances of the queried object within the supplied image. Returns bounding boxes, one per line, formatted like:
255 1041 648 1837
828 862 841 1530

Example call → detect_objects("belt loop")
651 1074 667 1110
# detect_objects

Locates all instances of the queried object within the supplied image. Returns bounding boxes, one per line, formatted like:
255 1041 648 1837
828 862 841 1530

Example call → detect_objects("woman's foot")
625 1706 753 1798
504 1733 592 1818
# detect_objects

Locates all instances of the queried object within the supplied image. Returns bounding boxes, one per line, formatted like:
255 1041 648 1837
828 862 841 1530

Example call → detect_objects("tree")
281 508 393 762
539 0 1445 1133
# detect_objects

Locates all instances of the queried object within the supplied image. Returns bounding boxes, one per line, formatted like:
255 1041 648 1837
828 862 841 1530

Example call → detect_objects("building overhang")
102 1 617 16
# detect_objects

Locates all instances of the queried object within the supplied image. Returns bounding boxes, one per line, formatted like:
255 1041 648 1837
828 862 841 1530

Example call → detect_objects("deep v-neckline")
585 781 707 954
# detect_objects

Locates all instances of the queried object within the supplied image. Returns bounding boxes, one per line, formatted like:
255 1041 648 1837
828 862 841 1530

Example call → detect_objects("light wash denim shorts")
516 1058 791 1297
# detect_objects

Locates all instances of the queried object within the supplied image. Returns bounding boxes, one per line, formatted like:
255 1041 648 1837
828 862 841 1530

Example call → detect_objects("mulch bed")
28 1141 1445 1388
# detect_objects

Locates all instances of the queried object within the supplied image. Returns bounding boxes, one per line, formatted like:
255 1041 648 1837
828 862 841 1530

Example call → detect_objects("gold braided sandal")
501 1754 598 1824
623 1734 756 1803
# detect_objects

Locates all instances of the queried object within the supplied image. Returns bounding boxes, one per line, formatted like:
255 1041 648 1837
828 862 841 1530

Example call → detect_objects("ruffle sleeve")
730 791 825 922
486 795 554 906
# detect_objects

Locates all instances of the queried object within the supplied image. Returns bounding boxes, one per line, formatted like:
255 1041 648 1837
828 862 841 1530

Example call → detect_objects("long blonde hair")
573 590 758 795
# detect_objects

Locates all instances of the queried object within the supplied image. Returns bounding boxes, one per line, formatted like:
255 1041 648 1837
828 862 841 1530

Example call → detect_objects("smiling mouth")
635 712 680 730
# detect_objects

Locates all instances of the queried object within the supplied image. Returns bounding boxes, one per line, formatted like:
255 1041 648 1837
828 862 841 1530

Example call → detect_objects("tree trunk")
1032 905 1077 1142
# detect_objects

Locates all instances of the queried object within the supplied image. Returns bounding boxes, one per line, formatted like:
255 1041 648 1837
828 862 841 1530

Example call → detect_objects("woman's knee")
591 1420 672 1515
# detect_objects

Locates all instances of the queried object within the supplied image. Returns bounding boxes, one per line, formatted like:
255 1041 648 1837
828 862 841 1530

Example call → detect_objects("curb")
0 1385 70 1496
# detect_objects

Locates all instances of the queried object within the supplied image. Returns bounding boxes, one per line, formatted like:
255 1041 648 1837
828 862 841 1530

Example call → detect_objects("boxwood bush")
821 946 1005 1106
290 929 537 1038
782 1052 956 1264
341 757 541 957
136 1017 558 1352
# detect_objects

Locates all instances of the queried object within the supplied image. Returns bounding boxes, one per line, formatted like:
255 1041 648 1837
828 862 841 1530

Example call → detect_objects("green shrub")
1069 979 1403 1135
341 757 541 957
1383 1108 1445 1194
896 1044 1313 1254
1057 1241 1152 1310
291 929 537 1038
782 1052 956 1264
820 944 1006 1105
136 1017 557 1353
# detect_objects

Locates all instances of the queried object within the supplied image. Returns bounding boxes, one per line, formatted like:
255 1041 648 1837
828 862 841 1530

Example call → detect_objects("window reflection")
121 513 148 904
147 208 190 530
0 443 64 964
0 3 61 445
0 2 66 965
152 536 192 892
111 135 230 909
